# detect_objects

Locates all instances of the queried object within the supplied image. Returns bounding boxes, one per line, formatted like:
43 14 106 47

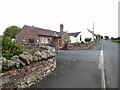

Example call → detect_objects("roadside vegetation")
110 37 120 43
111 40 120 43
0 36 2 57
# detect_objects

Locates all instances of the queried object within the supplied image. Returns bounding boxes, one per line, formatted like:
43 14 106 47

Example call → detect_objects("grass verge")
111 40 120 43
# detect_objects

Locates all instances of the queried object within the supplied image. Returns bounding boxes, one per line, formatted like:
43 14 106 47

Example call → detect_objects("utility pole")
93 22 95 41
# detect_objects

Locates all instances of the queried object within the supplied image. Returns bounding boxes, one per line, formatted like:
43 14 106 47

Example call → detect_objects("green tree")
3 25 21 38
104 36 109 40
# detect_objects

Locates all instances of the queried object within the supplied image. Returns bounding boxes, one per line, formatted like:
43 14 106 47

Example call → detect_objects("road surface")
25 40 118 89
103 40 118 88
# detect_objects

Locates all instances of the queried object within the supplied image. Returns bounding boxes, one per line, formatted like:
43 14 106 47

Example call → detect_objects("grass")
111 40 120 43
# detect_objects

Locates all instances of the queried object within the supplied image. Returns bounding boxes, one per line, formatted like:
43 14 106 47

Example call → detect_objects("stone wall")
0 46 56 89
67 41 97 50
0 57 56 89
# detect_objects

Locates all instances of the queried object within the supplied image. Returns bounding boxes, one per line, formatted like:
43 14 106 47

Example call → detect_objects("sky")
0 0 119 37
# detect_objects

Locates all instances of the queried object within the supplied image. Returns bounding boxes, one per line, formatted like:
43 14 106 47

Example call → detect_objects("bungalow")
68 32 81 43
68 29 96 43
15 24 70 48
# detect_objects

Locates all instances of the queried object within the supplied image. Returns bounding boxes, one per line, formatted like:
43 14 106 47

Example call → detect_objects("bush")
64 39 70 49
2 36 24 59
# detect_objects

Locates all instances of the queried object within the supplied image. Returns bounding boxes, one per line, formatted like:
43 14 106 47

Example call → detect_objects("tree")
101 36 103 39
3 25 21 38
2 26 23 59
111 37 114 40
104 36 109 40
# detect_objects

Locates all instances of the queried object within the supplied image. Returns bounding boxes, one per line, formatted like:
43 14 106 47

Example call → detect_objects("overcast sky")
0 0 119 37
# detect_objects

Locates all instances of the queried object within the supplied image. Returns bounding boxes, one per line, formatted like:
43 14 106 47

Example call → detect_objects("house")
15 24 70 48
68 32 81 43
68 29 96 43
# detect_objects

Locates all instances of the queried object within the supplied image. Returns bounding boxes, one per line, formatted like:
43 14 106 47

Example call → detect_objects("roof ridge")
26 25 57 32
87 29 96 36
23 25 60 37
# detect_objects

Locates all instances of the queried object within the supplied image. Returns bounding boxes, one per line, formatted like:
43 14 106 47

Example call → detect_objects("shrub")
2 36 24 59
64 39 70 49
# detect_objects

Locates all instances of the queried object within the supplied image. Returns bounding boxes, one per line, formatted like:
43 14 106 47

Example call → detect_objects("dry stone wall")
0 46 56 89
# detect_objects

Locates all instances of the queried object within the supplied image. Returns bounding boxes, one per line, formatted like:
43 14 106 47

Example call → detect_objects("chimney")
60 24 64 33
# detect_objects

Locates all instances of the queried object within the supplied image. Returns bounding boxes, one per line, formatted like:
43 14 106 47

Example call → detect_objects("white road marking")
99 43 106 89
99 52 102 69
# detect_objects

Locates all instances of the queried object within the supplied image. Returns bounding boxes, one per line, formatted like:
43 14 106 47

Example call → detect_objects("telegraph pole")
93 22 95 41
93 22 94 33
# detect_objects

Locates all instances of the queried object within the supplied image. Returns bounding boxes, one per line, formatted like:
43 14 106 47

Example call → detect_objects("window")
41 37 48 43
85 38 91 42
80 35 82 41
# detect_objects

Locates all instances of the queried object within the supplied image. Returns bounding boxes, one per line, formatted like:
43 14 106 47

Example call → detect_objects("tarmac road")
25 42 102 89
103 40 118 88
